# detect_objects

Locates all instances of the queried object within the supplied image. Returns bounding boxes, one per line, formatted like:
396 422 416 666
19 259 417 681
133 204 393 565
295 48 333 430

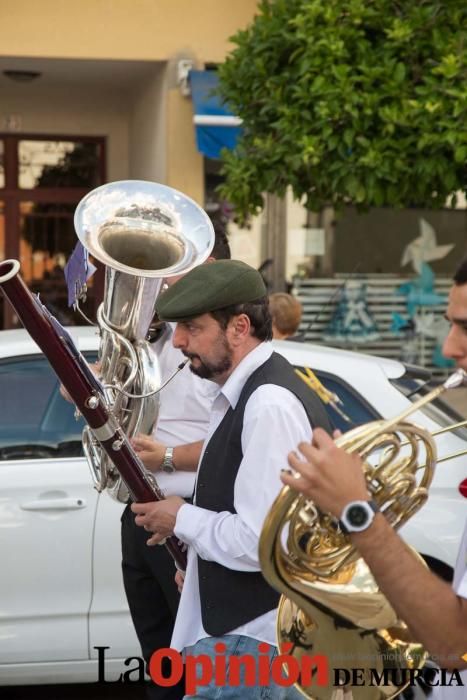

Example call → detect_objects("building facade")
0 0 259 328
1 1 465 332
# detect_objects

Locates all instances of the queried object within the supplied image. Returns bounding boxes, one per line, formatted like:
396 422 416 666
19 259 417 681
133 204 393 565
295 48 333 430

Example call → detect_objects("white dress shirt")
171 341 313 651
151 324 216 497
431 518 467 700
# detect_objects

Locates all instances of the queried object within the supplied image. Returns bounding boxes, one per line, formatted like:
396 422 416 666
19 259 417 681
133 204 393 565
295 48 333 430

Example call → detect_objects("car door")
88 492 140 661
0 353 99 665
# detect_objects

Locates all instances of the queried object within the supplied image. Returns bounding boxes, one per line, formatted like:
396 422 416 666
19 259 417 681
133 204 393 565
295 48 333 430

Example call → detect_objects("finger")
286 460 315 489
311 427 334 449
130 502 147 514
147 533 167 546
130 436 152 450
134 514 149 527
174 571 184 591
288 445 322 473
175 574 184 593
294 440 310 456
59 384 73 403
333 429 342 439
135 434 154 446
136 451 151 462
281 470 314 497
296 438 330 462
295 441 319 463
288 450 311 474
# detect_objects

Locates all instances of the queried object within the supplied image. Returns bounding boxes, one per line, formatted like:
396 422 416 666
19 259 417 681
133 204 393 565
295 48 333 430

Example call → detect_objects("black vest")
196 351 333 636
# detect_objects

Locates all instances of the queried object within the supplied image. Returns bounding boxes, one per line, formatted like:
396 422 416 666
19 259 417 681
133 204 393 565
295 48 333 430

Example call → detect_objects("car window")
295 366 380 433
0 353 96 461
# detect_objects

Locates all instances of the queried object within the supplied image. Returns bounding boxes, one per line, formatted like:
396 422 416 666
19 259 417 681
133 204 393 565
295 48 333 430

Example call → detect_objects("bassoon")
0 259 186 570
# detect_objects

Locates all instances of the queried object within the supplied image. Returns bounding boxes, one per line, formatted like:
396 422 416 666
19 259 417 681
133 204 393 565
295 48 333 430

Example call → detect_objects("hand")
130 434 166 470
175 570 185 594
60 386 73 403
131 496 185 546
60 362 101 403
281 427 369 518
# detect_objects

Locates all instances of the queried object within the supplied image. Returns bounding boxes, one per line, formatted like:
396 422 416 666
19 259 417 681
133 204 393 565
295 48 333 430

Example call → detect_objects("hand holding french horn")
283 428 369 519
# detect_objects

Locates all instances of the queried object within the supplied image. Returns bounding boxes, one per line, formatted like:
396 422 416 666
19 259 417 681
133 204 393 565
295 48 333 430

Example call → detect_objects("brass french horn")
259 369 467 700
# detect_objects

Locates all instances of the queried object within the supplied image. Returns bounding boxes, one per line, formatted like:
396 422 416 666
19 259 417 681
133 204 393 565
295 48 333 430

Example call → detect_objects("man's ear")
228 314 251 343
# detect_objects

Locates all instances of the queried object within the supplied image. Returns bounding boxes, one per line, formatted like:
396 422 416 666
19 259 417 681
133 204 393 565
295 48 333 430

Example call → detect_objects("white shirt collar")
218 341 273 409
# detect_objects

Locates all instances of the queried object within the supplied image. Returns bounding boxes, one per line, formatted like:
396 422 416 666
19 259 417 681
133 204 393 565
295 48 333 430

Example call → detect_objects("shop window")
18 140 102 190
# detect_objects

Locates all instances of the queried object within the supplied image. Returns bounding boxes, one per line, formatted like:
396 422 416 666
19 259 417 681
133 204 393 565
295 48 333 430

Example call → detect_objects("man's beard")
183 336 233 380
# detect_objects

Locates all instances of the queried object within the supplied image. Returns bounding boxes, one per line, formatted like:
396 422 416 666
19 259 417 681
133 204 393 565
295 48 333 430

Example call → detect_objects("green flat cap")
156 259 267 321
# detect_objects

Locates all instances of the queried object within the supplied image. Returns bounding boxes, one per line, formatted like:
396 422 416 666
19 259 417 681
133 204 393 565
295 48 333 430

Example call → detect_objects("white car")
0 328 465 686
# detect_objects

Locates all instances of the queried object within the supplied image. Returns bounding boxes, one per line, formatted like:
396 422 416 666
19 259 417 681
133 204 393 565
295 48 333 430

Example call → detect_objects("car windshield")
390 364 467 440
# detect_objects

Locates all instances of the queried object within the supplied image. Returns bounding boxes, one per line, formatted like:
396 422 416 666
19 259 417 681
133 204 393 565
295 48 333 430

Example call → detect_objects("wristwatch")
339 500 379 534
161 446 175 473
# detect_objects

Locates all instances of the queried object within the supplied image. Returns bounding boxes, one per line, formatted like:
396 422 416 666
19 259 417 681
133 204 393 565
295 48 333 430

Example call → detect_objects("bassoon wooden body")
0 259 186 570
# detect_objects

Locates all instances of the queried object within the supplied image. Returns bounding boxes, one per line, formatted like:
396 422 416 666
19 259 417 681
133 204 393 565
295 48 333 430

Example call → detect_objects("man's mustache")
182 351 202 362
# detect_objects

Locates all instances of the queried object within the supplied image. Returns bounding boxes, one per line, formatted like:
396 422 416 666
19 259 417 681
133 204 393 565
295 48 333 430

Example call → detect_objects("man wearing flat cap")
132 260 332 699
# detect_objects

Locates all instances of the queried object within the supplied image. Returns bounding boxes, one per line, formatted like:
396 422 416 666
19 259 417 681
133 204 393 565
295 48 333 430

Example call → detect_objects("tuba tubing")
73 180 215 503
0 259 187 571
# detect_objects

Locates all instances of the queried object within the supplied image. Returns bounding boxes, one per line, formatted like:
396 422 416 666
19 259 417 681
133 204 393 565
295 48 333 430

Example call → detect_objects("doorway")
0 134 105 329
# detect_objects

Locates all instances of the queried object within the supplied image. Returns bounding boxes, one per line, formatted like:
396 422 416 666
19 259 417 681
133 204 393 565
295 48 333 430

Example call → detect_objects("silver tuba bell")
74 180 215 502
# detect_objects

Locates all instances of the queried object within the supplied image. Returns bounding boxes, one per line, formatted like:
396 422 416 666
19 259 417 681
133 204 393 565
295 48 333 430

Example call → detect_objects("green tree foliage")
217 0 467 223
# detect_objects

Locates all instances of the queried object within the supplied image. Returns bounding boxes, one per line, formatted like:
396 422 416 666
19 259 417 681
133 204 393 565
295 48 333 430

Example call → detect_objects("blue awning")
189 70 242 159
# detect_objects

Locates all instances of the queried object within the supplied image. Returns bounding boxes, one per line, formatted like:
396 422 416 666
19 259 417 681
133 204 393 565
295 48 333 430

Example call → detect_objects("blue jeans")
182 635 305 699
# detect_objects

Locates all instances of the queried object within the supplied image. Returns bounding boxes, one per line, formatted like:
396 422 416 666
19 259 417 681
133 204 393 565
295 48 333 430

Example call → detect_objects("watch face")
347 504 369 527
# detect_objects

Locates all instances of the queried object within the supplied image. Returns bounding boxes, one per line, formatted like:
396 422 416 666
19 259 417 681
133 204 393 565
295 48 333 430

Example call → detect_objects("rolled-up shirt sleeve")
174 384 313 571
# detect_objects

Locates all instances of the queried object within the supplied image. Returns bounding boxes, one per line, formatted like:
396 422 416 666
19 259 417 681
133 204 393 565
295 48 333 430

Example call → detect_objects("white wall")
129 65 167 183
228 217 262 269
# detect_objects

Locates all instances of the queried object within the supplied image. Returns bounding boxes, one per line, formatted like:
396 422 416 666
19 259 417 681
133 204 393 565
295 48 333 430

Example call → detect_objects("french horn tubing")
259 369 467 700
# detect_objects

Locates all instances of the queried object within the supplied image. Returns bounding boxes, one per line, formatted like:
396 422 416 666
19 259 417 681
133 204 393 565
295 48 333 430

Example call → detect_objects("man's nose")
172 324 186 349
442 325 462 360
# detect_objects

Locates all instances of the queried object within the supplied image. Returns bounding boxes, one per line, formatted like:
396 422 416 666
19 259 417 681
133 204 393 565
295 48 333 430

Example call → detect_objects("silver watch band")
161 446 175 473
